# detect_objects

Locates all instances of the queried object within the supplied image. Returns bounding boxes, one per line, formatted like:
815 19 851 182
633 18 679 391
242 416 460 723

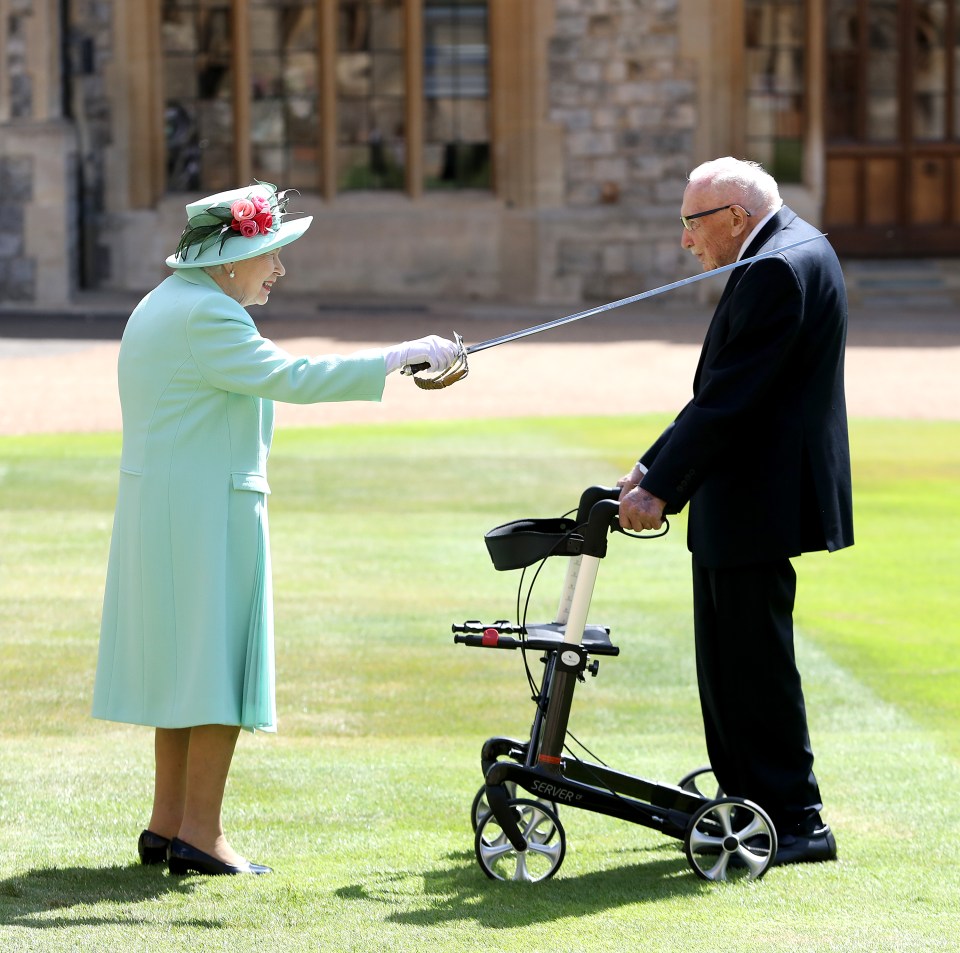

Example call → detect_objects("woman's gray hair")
688 157 782 215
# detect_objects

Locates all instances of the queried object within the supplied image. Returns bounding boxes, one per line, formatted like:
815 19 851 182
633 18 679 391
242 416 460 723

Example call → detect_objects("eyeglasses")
680 204 752 231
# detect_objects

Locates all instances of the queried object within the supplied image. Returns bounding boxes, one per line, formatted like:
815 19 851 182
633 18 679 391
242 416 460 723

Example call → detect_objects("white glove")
382 335 462 375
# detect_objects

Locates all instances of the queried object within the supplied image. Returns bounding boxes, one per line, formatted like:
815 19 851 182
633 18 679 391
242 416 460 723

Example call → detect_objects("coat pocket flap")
232 472 271 494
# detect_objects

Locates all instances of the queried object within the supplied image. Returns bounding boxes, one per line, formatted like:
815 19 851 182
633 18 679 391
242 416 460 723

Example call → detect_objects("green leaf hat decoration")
172 180 292 264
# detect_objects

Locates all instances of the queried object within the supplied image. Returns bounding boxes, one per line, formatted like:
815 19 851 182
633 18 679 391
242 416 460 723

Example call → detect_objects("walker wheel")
684 797 777 881
471 782 557 844
678 766 724 800
475 798 566 882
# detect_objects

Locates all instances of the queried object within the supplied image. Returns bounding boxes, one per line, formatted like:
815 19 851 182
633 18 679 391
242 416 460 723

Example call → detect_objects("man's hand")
616 462 646 493
618 485 667 532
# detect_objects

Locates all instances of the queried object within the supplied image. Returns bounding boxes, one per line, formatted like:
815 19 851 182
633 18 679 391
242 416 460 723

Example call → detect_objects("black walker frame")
453 486 779 882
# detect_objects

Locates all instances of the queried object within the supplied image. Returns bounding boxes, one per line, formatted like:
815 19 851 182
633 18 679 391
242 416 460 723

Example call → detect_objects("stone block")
592 107 623 130
0 257 36 300
0 156 34 198
548 37 581 61
604 60 628 83
588 15 617 39
603 243 629 274
594 157 628 181
0 230 24 259
574 61 604 84
566 182 602 206
558 240 603 274
664 103 696 129
550 108 595 132
568 130 617 158
550 81 586 107
554 15 588 38
612 82 659 106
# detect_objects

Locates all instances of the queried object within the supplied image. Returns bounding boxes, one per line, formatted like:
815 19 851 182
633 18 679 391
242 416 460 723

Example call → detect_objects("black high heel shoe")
138 829 171 866
167 837 272 876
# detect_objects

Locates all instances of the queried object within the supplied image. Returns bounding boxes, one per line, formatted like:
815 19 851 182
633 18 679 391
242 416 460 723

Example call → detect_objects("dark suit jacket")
639 206 854 568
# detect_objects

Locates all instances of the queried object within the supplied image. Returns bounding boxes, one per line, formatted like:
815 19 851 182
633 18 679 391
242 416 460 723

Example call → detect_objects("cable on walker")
452 485 779 884
507 507 667 704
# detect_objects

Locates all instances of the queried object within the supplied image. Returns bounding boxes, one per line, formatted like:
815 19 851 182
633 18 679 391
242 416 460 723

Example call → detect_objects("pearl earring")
229 268 235 278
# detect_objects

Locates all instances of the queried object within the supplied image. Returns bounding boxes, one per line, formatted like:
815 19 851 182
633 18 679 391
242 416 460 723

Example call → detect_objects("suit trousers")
691 556 823 834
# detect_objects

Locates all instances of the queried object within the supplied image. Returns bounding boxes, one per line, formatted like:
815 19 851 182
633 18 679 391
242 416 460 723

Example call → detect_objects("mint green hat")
166 181 312 269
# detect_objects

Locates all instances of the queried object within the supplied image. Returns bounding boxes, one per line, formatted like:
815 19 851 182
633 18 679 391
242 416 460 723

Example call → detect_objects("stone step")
841 258 960 309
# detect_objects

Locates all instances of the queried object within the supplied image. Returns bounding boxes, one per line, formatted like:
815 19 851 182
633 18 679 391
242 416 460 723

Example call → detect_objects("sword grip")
402 361 430 376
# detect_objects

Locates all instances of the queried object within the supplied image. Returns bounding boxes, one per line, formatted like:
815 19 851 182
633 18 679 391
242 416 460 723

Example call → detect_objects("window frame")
166 0 496 199
742 0 809 183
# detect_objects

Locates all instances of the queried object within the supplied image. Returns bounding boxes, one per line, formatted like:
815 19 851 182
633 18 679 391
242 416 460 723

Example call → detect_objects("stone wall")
0 0 80 306
1 1 36 301
2 0 705 307
0 121 79 306
5 0 34 119
68 0 114 286
0 155 35 301
547 0 697 299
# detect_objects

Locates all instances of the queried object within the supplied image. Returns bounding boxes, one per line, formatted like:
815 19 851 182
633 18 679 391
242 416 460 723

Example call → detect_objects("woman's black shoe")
138 829 171 866
167 837 272 876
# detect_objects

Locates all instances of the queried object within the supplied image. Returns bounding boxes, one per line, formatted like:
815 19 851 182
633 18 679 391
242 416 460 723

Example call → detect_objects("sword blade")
464 233 827 355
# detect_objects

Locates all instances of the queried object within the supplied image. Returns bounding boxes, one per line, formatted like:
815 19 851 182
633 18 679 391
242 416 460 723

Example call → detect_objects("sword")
405 233 828 387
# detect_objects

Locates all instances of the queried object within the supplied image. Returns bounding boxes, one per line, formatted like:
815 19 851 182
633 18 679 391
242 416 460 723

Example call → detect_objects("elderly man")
619 157 853 866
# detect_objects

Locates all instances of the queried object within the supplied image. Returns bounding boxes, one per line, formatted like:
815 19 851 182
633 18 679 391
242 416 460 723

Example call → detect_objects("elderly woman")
92 183 459 876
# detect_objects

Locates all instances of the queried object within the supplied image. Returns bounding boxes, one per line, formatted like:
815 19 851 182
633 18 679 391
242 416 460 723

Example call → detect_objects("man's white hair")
688 157 782 215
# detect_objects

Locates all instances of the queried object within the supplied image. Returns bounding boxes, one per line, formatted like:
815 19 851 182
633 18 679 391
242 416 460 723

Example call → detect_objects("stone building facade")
2 1 958 308
1 0 78 304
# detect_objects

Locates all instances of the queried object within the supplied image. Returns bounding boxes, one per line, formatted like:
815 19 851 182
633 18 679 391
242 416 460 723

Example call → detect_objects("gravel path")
1 299 957 435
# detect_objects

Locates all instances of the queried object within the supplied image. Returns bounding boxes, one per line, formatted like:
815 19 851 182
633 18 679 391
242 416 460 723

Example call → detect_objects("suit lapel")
710 205 796 312
741 205 795 259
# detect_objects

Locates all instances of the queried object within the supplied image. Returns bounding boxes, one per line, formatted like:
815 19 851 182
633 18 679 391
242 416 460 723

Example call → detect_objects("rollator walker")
453 485 779 882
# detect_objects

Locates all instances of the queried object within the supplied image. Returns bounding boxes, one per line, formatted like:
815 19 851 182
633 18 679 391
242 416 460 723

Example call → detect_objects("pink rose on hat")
229 194 274 236
230 198 257 222
235 219 260 237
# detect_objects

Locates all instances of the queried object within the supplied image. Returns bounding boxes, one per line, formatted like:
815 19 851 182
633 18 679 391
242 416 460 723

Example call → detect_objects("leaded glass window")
744 0 806 182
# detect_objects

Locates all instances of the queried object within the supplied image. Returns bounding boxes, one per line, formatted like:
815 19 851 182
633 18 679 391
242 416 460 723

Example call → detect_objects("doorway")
824 0 960 255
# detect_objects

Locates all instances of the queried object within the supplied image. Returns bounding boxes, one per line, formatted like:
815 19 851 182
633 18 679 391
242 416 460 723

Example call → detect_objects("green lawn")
1 416 958 952
796 419 960 756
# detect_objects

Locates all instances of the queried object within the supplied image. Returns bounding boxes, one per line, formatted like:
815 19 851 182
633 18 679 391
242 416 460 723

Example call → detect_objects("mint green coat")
93 269 385 732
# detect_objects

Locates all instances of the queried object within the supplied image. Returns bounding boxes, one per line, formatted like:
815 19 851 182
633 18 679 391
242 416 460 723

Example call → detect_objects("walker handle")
579 498 621 557
575 485 621 525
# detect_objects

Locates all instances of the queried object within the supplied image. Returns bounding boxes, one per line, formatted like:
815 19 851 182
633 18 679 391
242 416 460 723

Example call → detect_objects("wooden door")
824 0 960 255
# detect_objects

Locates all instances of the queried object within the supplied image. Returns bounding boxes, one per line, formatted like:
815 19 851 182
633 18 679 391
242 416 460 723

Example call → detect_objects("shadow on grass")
336 842 707 928
0 864 210 929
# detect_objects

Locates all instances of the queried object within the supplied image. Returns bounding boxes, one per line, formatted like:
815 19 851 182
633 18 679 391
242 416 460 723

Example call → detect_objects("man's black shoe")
772 825 837 866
